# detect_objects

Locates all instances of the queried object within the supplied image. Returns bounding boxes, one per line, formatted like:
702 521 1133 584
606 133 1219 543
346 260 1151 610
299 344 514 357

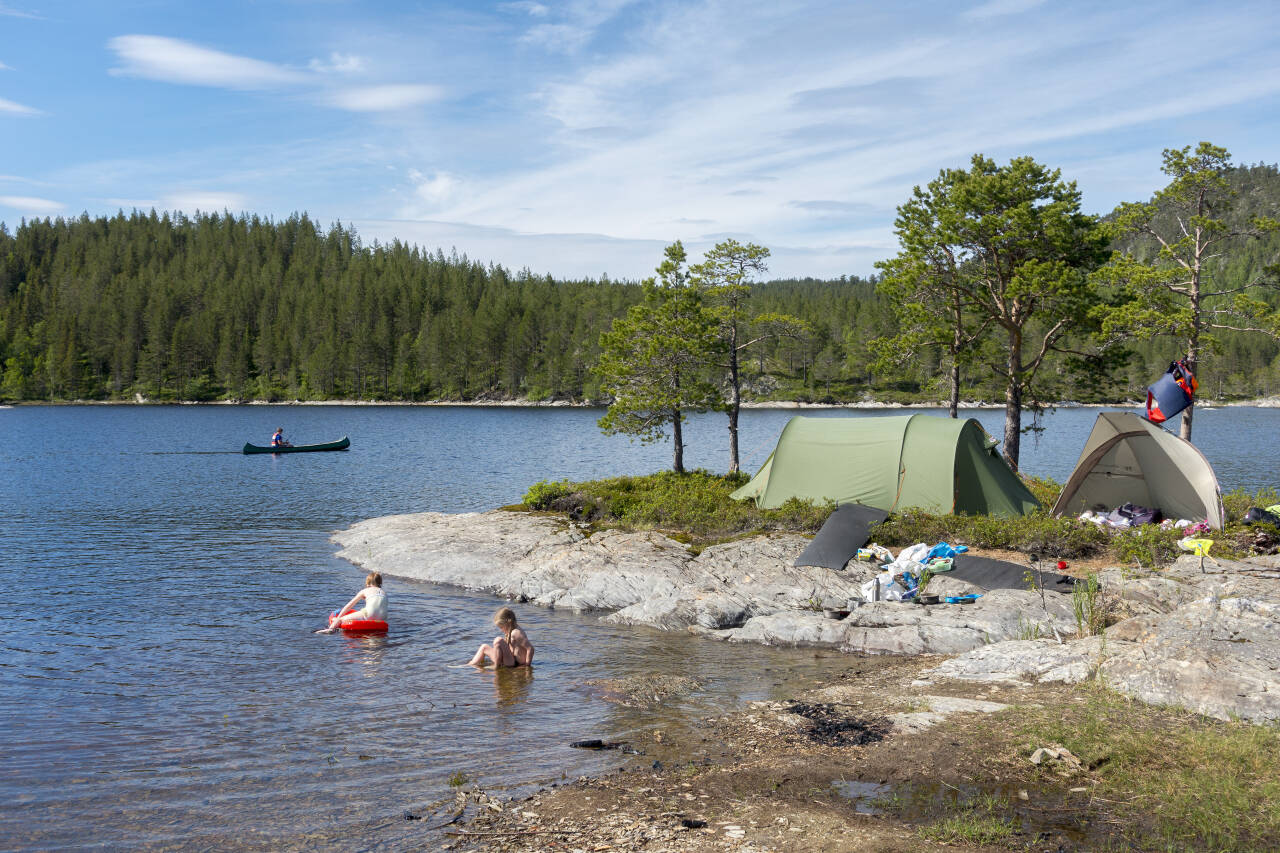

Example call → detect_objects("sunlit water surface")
1 403 1273 849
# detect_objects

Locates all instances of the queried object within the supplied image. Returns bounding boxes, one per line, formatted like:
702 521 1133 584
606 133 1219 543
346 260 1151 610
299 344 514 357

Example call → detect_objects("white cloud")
500 1 550 16
326 84 443 112
963 0 1047 19
0 96 41 115
409 170 462 208
519 0 638 53
0 3 41 20
0 195 62 215
108 35 306 89
162 191 248 212
309 52 365 74
0 60 11 70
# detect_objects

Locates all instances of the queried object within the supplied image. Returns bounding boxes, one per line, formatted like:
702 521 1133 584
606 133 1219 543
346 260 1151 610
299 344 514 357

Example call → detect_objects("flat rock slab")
926 556 1280 723
332 511 1071 644
334 511 1280 723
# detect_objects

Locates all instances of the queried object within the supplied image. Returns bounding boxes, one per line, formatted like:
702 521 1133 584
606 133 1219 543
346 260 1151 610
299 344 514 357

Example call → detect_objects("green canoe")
243 436 351 454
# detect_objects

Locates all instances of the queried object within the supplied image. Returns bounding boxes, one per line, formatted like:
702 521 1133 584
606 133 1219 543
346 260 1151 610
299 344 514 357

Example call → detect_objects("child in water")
320 572 387 632
466 607 534 667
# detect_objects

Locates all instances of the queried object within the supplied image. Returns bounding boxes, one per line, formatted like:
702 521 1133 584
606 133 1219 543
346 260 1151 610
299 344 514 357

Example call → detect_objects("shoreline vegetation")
333 471 1280 851
9 395 1280 408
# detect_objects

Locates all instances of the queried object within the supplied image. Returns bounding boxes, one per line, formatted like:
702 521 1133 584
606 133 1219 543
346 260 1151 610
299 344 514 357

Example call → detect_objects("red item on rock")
1057 560 1068 570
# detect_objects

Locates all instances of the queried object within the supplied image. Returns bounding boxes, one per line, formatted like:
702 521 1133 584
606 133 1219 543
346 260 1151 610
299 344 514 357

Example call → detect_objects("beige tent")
1050 411 1224 529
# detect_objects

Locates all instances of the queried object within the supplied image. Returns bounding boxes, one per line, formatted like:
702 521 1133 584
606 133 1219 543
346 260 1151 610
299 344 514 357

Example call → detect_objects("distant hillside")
2 166 1279 404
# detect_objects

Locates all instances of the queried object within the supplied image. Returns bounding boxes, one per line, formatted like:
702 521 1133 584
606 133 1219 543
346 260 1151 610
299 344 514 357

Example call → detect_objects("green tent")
730 414 1040 517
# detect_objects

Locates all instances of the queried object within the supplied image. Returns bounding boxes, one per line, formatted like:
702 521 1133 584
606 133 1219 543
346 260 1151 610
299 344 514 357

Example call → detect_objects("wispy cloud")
0 60 11 70
0 3 42 20
500 1 550 16
0 96 41 115
108 35 307 89
326 84 443 112
963 0 1047 19
308 52 365 74
0 195 62 215
519 0 638 53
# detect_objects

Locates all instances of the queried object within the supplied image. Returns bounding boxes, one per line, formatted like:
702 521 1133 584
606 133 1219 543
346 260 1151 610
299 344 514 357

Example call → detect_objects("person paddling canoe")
271 427 292 448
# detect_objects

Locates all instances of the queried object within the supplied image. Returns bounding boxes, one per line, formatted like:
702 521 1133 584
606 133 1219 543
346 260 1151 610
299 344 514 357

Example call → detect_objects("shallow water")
0 403 1273 849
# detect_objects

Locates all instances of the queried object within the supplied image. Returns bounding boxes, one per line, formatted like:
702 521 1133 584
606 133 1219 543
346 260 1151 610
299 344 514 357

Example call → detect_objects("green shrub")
1223 487 1280 522
876 509 1109 559
1113 525 1182 568
516 469 831 547
522 479 574 509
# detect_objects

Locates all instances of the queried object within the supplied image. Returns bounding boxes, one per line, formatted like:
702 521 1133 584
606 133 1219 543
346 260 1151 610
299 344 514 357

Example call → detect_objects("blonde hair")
494 607 517 631
366 572 382 588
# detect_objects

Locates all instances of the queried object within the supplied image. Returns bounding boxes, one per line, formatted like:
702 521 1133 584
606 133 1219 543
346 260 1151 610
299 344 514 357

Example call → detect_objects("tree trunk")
1002 329 1022 471
948 291 963 418
1180 331 1199 442
728 348 741 473
948 358 960 419
672 406 685 473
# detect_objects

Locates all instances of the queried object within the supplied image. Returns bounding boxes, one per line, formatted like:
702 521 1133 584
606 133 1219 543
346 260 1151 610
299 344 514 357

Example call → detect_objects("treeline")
0 211 640 401
2 164 1279 404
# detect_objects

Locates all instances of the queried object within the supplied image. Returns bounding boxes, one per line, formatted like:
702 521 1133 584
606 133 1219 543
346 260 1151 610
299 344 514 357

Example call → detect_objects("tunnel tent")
1050 411 1224 529
730 414 1040 517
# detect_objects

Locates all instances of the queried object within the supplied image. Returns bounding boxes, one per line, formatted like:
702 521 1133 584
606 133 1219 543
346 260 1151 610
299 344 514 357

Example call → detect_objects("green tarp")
730 414 1040 517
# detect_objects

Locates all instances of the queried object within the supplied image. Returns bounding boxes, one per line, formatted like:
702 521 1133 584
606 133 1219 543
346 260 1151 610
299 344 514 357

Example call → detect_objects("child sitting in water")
320 572 387 632
466 607 534 667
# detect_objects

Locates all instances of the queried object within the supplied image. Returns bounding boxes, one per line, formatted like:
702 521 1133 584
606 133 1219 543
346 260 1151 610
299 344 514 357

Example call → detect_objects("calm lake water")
1 403 1274 850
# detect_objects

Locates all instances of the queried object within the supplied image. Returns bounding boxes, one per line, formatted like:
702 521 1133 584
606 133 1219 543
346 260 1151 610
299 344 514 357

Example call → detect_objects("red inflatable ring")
329 611 389 633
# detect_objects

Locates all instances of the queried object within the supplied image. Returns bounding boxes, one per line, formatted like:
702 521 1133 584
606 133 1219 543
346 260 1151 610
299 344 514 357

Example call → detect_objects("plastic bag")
1178 537 1213 556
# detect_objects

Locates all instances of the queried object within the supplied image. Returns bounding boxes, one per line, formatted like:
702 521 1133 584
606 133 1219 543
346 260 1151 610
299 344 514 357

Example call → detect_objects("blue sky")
2 0 1279 280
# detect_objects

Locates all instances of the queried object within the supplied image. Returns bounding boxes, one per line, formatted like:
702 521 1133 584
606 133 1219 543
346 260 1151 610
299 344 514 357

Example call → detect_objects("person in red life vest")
271 427 292 448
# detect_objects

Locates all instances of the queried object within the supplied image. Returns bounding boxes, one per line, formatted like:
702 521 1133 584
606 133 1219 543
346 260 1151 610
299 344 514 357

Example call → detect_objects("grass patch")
986 685 1280 852
919 810 1019 846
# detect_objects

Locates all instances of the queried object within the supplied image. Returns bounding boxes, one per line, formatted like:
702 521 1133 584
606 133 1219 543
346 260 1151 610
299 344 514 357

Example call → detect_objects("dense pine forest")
2 164 1279 405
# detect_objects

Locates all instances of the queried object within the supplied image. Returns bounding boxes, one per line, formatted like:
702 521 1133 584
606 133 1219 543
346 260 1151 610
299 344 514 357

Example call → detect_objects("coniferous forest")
2 164 1279 405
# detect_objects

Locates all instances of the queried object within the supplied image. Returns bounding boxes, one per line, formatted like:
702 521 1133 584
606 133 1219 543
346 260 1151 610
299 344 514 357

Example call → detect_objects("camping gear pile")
859 541 972 602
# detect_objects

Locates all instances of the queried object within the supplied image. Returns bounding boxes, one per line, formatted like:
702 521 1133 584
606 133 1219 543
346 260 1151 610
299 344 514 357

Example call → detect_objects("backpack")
1146 360 1198 424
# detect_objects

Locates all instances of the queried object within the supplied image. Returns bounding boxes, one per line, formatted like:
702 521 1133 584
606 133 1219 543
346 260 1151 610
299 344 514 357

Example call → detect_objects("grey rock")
334 510 1280 723
928 564 1280 722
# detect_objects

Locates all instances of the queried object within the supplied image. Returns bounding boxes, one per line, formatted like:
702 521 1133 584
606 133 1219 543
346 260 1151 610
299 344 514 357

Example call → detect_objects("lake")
0 403 1273 850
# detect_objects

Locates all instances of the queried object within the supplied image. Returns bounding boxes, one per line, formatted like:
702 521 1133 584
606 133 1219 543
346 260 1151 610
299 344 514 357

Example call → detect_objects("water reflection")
490 666 534 708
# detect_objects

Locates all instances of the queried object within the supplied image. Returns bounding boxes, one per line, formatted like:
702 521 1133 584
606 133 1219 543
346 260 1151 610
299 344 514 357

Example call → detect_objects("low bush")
520 472 1275 566
876 508 1109 559
522 478 574 509
1113 525 1184 568
520 469 832 547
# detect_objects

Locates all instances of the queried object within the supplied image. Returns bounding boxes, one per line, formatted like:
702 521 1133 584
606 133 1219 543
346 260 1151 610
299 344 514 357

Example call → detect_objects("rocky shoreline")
333 510 1280 724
